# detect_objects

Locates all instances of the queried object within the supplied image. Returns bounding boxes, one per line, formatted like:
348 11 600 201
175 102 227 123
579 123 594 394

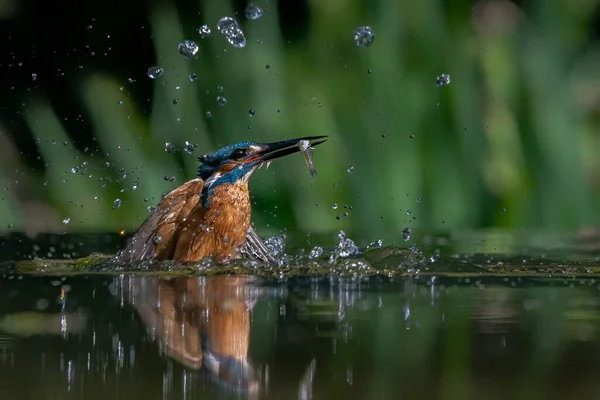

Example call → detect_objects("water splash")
147 66 164 79
183 141 197 155
217 17 246 48
198 25 211 38
353 26 375 47
436 73 451 87
264 236 286 258
177 40 199 58
245 3 264 20
165 143 176 153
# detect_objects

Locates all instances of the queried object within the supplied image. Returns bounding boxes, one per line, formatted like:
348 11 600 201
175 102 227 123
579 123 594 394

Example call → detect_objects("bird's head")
198 136 327 205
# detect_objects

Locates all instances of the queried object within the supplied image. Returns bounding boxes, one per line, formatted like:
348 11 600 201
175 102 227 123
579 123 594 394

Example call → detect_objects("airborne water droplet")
217 17 246 48
245 3 264 20
183 141 197 154
177 40 199 58
436 73 451 87
147 66 164 79
165 142 176 153
402 227 412 242
353 26 375 47
198 24 211 38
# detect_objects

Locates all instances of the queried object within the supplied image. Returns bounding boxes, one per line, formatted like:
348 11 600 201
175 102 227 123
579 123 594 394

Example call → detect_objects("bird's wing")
119 178 205 262
240 224 275 263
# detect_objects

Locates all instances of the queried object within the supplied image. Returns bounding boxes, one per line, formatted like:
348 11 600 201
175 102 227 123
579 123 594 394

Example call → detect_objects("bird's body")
118 136 326 264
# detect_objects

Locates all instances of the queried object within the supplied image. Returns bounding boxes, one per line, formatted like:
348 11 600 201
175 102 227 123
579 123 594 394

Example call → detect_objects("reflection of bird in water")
117 136 327 264
115 275 267 396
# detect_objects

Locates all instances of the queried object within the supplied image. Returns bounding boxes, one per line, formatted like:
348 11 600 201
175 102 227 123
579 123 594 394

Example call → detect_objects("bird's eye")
231 148 248 160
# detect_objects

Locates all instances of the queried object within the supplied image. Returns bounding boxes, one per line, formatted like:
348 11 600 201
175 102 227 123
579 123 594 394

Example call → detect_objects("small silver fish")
298 140 317 177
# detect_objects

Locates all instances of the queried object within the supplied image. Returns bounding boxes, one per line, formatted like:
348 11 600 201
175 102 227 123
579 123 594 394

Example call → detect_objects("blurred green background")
0 0 599 245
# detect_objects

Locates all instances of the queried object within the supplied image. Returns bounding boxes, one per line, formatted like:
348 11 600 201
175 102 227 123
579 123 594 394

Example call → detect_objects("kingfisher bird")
118 136 327 264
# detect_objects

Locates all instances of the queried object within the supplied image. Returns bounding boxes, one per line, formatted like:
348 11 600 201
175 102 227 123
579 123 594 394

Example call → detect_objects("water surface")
0 231 599 399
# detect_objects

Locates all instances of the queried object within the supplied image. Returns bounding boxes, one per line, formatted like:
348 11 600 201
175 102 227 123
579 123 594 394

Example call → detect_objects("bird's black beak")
244 135 328 164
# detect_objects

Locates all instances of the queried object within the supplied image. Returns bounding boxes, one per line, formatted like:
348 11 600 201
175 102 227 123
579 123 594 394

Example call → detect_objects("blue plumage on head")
197 141 258 180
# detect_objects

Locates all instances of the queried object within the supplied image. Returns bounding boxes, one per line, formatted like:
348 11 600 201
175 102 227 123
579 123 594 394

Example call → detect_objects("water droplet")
336 230 359 258
417 197 422 203
265 64 271 69
31 73 37 81
265 235 286 257
217 96 227 106
164 175 175 182
172 99 178 105
347 166 354 173
132 182 138 190
205 111 213 118
217 17 246 48
198 24 211 38
308 247 323 259
113 198 122 209
436 73 451 87
183 141 197 155
332 203 338 210
178 40 199 58
165 142 176 153
353 26 375 47
409 134 415 139
402 227 412 242
71 167 79 174
189 73 197 82
245 3 264 20
502 208 507 213
153 236 162 244
148 206 157 213
368 239 383 249
63 218 71 225
217 85 224 92
406 210 412 215
147 66 164 79
249 109 255 117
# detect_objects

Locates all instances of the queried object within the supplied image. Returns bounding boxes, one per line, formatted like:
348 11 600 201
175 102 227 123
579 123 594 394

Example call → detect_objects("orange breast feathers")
121 178 252 263
174 181 252 262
